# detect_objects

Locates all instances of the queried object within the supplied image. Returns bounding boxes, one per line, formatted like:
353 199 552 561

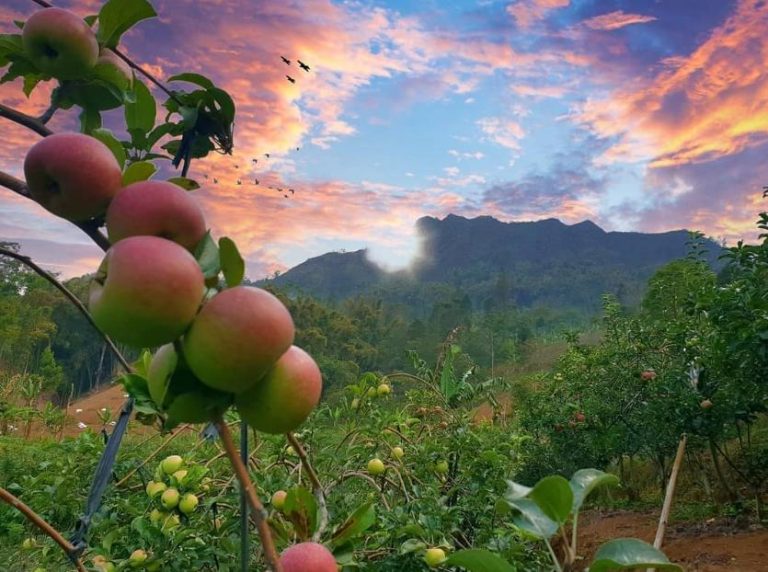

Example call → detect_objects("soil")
578 509 768 571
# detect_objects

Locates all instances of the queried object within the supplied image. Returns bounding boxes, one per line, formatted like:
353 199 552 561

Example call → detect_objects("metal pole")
240 421 249 571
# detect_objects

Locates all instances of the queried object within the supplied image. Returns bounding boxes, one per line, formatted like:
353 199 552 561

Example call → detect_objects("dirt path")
578 510 768 571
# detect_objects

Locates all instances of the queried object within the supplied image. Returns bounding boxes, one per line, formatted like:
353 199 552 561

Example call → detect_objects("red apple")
641 370 656 381
22 8 98 80
236 346 322 434
24 133 123 221
574 412 586 423
89 237 205 347
700 399 713 409
280 542 336 572
93 48 132 90
183 287 295 393
106 181 206 251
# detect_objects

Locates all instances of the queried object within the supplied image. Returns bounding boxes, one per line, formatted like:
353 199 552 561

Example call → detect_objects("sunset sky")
2 0 768 279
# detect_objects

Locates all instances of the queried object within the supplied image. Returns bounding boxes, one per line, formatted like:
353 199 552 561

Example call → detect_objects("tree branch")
285 432 328 541
0 102 53 137
0 246 132 373
0 487 87 572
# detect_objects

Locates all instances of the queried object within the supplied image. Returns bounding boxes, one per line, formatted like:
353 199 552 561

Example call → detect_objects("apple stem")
0 246 132 372
0 486 87 572
0 102 53 137
215 418 283 572
285 432 329 541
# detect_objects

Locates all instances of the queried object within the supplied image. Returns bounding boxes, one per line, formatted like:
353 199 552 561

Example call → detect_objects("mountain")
267 215 722 315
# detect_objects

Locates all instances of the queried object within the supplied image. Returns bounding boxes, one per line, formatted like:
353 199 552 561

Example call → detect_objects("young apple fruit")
160 487 180 510
93 48 132 90
161 455 184 475
392 446 404 460
271 490 288 511
280 542 337 572
178 493 199 515
425 548 446 567
367 458 385 476
22 8 98 79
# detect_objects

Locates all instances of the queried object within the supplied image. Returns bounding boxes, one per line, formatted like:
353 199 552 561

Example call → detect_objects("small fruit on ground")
285 446 297 456
179 493 199 515
129 549 147 567
236 346 322 434
574 412 586 423
280 542 337 572
392 446 404 460
24 132 122 221
22 8 98 79
367 458 385 476
145 481 167 499
106 181 207 252
700 399 713 409
272 490 287 511
351 398 360 410
435 460 449 475
161 455 184 475
89 237 205 347
377 383 391 396
425 547 446 567
161 487 180 510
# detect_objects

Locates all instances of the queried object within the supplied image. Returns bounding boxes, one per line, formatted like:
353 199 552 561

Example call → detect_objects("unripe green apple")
367 458 385 476
178 493 199 514
106 181 207 252
149 508 165 524
89 236 205 348
93 557 115 572
24 132 122 222
285 446 297 457
236 346 322 434
272 490 287 511
32 568 46 572
172 469 188 486
377 383 391 396
145 480 167 499
435 460 449 475
22 8 98 79
280 542 337 572
160 512 180 533
425 547 446 567
93 48 132 90
21 538 35 550
161 487 180 510
392 446 404 460
128 549 147 567
183 286 295 393
161 455 184 475
351 398 360 410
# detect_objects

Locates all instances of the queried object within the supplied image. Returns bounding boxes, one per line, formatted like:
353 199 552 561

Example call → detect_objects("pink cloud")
583 11 657 31
507 0 570 28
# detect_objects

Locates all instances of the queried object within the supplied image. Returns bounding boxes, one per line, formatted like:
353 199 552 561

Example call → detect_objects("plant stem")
543 537 564 572
215 418 283 572
285 432 329 541
0 102 53 137
0 487 87 572
570 512 579 561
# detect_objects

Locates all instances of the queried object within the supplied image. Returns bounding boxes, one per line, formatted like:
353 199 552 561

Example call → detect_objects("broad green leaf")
97 0 157 48
167 177 200 191
125 79 155 133
121 161 156 185
570 469 619 513
219 237 245 288
146 122 178 150
283 485 318 540
91 128 126 169
194 231 220 280
505 498 558 539
399 539 427 555
167 72 215 90
590 539 683 572
330 502 375 548
120 373 150 399
444 549 516 572
503 480 532 501
83 14 98 27
529 475 573 524
211 87 236 123
178 105 199 130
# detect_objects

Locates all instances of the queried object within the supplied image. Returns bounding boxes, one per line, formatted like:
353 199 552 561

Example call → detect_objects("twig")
285 432 328 541
215 418 283 572
0 487 87 572
0 102 53 137
37 101 58 125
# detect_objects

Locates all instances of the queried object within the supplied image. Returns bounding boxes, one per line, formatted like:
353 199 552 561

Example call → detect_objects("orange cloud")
507 0 570 28
583 11 657 31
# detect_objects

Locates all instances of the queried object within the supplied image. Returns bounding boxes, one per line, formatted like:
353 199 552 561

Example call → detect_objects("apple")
149 508 165 524
21 538 35 550
89 236 205 348
236 346 322 434
160 513 180 533
425 547 446 567
280 542 337 572
161 455 184 475
93 48 132 90
183 286 295 393
24 132 123 222
178 493 199 514
33 568 46 572
145 481 167 499
161 487 180 510
641 370 657 381
435 460 449 475
129 549 147 567
92 556 116 572
351 398 360 410
700 399 713 409
392 446 404 460
367 458 385 476
574 412 586 423
377 383 391 396
106 181 207 252
285 446 297 457
22 8 98 80
172 470 188 486
272 490 287 511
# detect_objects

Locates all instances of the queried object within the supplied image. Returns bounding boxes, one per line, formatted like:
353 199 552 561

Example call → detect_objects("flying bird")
251 158 258 163
236 179 242 185
264 153 270 158
298 60 310 72
281 56 290 65
284 194 289 198
213 178 218 184
234 164 239 169
253 178 259 185
289 188 295 195
286 75 296 84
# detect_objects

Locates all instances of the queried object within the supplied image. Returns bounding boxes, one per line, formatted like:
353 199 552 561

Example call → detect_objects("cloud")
477 117 526 150
583 11 657 31
507 0 570 29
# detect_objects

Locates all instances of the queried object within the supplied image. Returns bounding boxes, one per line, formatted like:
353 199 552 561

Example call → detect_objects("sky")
2 0 768 279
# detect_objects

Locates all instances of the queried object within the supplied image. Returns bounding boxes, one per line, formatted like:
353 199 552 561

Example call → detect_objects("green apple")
271 490 287 511
236 346 322 434
106 181 207 252
285 446 297 457
351 398 360 410
172 469 188 486
149 508 165 524
161 455 184 475
24 132 122 222
280 542 337 572
392 446 404 460
367 458 385 476
89 236 205 348
183 286 295 393
160 487 180 510
376 383 391 396
93 48 132 90
178 493 199 514
160 512 180 533
21 538 35 550
145 480 167 499
128 549 147 567
435 460 449 475
22 8 98 79
424 547 446 567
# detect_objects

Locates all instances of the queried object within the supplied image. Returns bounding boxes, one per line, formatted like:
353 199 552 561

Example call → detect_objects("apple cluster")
144 455 201 536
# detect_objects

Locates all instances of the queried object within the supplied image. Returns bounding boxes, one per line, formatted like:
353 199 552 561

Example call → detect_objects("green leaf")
211 87 236 124
444 549 516 572
167 73 215 90
504 480 532 501
570 469 620 513
283 486 318 540
83 14 98 27
22 75 41 97
122 161 156 185
219 237 245 288
120 373 150 400
146 122 177 150
167 177 200 191
505 498 558 539
529 475 573 524
91 128 126 169
194 231 220 280
96 0 157 48
330 502 375 548
79 107 102 134
590 539 683 572
178 105 199 130
125 79 155 133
